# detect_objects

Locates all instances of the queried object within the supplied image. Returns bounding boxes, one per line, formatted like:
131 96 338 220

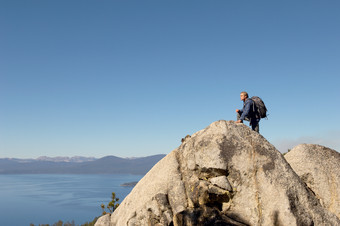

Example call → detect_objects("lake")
0 174 143 226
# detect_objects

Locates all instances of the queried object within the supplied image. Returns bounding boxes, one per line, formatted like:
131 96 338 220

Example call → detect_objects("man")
235 91 260 132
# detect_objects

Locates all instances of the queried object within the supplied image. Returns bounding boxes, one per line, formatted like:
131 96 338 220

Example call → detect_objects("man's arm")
239 100 251 121
236 109 243 114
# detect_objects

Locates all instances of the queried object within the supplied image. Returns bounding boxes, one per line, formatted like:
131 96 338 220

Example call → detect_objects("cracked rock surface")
95 120 340 226
285 143 340 219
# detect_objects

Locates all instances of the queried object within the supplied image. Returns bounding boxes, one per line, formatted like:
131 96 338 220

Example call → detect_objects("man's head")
240 91 248 101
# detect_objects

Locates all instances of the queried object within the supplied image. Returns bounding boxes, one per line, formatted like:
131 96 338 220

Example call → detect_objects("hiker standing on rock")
235 91 260 132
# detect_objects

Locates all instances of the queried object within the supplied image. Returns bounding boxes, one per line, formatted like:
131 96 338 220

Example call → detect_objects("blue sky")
1 0 339 158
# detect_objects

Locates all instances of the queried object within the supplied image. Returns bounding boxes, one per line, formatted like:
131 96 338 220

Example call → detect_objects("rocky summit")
95 120 340 226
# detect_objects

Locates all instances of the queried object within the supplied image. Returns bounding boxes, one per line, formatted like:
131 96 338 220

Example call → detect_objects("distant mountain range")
36 156 97 162
0 155 166 175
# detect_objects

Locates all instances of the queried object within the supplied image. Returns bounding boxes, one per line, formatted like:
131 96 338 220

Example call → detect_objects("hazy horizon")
0 153 166 159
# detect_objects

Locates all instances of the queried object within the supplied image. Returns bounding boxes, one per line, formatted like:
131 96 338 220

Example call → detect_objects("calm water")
0 174 143 226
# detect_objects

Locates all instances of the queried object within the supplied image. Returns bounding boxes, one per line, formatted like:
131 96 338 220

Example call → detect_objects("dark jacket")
239 98 257 121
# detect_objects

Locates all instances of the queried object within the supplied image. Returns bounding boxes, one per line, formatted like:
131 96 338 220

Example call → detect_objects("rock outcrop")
95 120 340 226
285 144 340 219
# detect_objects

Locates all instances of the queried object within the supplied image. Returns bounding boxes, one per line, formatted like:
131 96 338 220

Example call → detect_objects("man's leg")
237 112 241 121
251 119 260 133
237 112 250 122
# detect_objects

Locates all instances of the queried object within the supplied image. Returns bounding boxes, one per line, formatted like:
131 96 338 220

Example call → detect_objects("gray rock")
285 143 340 219
94 214 110 226
95 120 340 226
209 176 232 191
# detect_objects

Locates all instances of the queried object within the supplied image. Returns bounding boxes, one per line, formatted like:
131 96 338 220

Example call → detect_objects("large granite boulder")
95 120 340 226
284 143 340 219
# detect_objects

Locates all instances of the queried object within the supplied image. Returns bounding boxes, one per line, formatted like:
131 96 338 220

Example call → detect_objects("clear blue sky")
1 0 339 158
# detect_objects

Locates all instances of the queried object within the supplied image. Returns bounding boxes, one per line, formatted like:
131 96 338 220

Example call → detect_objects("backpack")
251 96 268 119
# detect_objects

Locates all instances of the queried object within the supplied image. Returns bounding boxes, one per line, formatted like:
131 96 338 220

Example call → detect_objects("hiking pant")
237 112 260 133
